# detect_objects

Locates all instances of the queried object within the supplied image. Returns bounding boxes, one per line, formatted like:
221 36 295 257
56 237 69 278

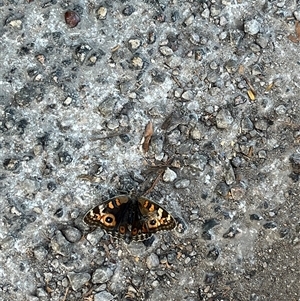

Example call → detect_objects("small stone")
201 8 210 19
50 230 70 256
294 11 300 21
174 88 183 98
151 280 160 288
211 5 221 16
256 34 269 48
92 267 113 284
62 227 82 243
162 168 177 182
63 96 72 106
33 246 48 261
58 151 73 165
65 11 80 28
250 214 261 220
146 253 160 269
97 6 107 19
215 182 229 196
244 19 261 35
190 153 208 171
216 109 233 129
224 163 235 185
258 150 267 159
181 90 193 101
263 222 277 229
36 54 45 64
174 179 190 189
254 119 268 131
106 119 119 130
67 272 91 291
230 185 246 200
3 158 20 171
184 257 191 264
275 105 286 115
122 5 135 16
184 14 195 26
159 46 173 56
131 56 144 69
128 39 141 50
8 19 22 29
94 291 114 301
75 44 92 63
190 127 201 140
241 117 254 133
86 229 105 246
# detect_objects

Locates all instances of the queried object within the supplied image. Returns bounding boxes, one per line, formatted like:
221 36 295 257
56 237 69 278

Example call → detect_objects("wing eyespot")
119 225 126 234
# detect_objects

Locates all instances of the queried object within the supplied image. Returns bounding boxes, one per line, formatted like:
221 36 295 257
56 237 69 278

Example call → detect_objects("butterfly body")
84 195 176 243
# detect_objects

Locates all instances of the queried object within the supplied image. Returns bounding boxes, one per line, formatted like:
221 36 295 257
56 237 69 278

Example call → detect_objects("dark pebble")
223 227 240 238
263 222 277 229
65 11 80 28
202 219 219 232
250 213 261 220
47 182 57 192
122 5 135 16
207 247 220 260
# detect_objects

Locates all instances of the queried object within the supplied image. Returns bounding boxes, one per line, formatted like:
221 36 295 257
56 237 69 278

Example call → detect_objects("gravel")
1 1 299 301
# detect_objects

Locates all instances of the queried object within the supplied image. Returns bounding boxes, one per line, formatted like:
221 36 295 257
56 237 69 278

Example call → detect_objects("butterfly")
83 195 176 243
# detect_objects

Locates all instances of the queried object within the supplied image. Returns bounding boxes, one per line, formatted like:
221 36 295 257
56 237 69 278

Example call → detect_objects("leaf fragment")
142 121 153 152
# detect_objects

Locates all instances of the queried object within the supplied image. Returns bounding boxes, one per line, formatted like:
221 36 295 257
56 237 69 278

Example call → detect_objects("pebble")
50 230 70 256
146 253 160 269
258 150 267 159
201 8 210 19
190 127 201 140
174 179 190 189
63 96 72 106
216 109 233 129
75 44 92 63
254 119 268 131
97 6 107 19
33 246 48 261
122 5 135 16
256 34 269 48
128 39 141 51
67 272 91 291
215 182 229 196
61 227 82 243
92 267 113 284
190 153 208 171
241 117 254 133
131 56 144 69
263 222 277 229
275 104 286 115
8 19 22 29
230 185 246 200
86 229 105 245
224 164 235 185
184 14 195 26
65 11 80 28
3 158 20 171
94 291 114 301
162 168 177 182
294 10 300 21
181 90 193 101
159 46 173 56
244 19 261 35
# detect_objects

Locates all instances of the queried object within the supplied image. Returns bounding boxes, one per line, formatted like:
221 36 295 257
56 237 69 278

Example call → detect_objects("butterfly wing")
83 195 130 235
137 196 176 234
